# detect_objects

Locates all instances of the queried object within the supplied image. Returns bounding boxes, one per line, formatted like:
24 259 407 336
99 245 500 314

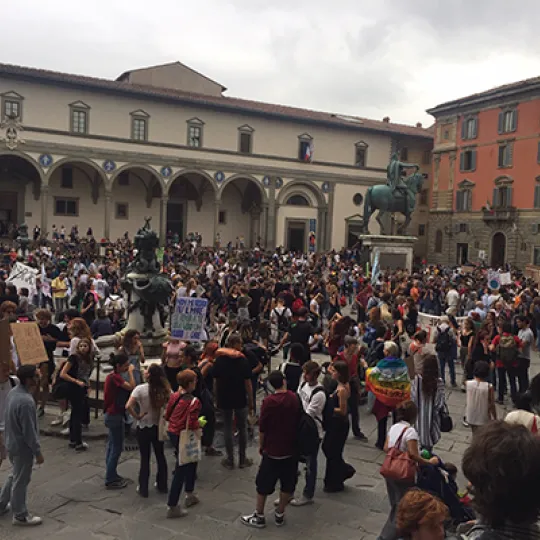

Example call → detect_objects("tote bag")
178 399 202 465
380 427 417 483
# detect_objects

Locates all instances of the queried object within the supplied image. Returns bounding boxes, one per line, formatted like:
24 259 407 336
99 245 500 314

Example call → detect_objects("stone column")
325 183 335 250
261 203 269 248
213 199 220 247
40 185 49 236
160 196 169 247
317 206 325 252
104 193 112 241
267 178 277 249
251 209 261 248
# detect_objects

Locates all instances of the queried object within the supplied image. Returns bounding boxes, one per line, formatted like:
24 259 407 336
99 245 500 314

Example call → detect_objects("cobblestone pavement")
1 352 536 540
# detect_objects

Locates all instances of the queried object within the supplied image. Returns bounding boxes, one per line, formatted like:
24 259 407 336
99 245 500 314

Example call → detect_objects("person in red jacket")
165 369 201 518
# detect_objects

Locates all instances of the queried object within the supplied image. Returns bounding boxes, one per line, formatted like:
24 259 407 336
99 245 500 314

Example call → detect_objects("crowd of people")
0 237 538 538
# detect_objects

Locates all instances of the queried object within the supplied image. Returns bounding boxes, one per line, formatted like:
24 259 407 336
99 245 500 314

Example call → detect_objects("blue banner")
171 297 208 341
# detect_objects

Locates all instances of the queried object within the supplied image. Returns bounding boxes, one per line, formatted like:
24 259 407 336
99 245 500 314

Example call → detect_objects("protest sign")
499 272 511 285
7 262 38 297
487 270 501 290
171 297 208 341
11 322 48 366
418 312 466 343
0 319 11 370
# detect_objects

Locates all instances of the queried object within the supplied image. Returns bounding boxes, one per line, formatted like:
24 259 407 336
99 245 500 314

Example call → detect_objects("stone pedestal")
358 234 417 272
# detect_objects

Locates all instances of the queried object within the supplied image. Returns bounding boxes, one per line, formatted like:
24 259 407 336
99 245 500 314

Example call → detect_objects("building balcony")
481 206 516 222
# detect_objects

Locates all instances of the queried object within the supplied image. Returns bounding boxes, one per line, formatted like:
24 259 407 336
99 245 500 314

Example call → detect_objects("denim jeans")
497 366 518 403
222 408 248 463
303 441 320 499
0 449 34 519
136 426 167 496
104 413 125 484
438 351 456 385
167 432 197 507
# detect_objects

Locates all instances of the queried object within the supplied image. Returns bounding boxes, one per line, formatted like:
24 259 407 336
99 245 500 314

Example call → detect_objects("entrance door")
166 202 184 239
347 221 364 248
287 221 306 252
456 243 469 265
0 191 18 236
491 232 506 268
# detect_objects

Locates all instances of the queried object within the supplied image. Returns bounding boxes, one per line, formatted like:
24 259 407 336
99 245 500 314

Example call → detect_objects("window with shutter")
456 191 463 211
538 142 540 163
535 185 540 209
435 230 443 253
492 187 499 208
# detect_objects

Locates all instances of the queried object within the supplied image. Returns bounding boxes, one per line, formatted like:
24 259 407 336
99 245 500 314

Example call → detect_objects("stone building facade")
0 61 433 250
427 76 540 268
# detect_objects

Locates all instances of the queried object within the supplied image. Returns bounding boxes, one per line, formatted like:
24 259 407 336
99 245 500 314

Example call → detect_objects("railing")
481 206 516 222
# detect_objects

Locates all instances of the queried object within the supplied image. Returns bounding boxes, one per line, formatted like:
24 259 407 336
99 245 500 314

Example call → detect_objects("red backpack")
292 298 304 313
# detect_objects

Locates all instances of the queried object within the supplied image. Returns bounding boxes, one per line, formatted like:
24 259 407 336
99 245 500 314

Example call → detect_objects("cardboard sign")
7 262 38 297
171 297 208 342
487 270 501 290
10 322 48 366
0 319 11 370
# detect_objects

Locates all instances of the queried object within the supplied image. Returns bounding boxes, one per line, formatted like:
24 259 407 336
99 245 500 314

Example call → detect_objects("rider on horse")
386 152 419 214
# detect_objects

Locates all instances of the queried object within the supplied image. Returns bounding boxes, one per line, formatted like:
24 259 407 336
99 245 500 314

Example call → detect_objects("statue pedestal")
358 235 417 272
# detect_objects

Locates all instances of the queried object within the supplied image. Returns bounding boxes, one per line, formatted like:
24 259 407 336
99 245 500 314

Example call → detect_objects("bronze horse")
362 172 424 235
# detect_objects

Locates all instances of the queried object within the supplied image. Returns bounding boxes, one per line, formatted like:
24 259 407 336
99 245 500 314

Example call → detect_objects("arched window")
435 229 443 253
286 194 310 206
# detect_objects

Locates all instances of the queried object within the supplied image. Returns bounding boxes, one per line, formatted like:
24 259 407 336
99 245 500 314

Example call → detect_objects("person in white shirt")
445 285 460 315
206 262 214 280
291 361 326 506
126 364 171 498
379 401 438 540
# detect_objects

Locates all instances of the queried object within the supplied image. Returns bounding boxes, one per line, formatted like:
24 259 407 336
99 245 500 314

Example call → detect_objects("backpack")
295 393 320 457
497 334 519 368
367 340 385 367
292 298 304 313
301 382 333 432
273 308 289 333
435 327 453 353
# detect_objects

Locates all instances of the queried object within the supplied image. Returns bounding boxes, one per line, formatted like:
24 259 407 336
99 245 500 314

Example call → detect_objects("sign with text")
418 312 466 343
171 297 208 342
0 319 11 370
10 322 48 366
7 262 38 297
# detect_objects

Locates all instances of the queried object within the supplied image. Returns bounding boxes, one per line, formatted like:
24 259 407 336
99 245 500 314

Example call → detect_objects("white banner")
418 312 467 343
7 262 38 297
171 297 208 342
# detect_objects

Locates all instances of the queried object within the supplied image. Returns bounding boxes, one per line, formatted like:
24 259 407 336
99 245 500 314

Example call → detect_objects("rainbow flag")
365 357 410 408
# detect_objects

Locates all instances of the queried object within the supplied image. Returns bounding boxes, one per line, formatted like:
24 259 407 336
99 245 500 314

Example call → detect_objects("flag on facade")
485 200 493 213
304 141 314 162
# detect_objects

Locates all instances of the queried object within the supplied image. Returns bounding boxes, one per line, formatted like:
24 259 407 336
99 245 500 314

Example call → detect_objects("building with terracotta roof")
427 76 540 267
0 61 432 252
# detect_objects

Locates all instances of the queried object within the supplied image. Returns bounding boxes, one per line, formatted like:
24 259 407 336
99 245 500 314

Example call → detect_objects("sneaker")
354 432 368 441
290 496 314 507
274 511 285 527
37 407 45 418
106 479 128 490
462 417 470 428
185 493 199 508
221 458 234 470
205 447 223 457
239 458 253 469
166 506 188 519
0 503 11 516
12 515 42 526
68 442 77 449
50 416 63 427
62 412 70 427
240 512 266 529
136 485 149 498
75 442 89 452
60 428 69 436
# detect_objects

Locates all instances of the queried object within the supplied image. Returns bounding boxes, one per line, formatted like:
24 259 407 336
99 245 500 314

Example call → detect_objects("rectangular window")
239 132 252 154
459 223 467 233
400 147 409 161
498 109 517 134
298 140 311 161
4 100 20 119
534 247 540 266
521 242 527 251
538 141 540 163
54 198 78 216
460 149 477 172
418 224 425 236
188 125 202 147
71 109 87 134
218 210 227 225
422 150 431 165
498 143 513 167
534 185 540 209
61 168 73 189
496 186 513 208
115 203 129 219
462 116 478 140
132 118 147 141
419 189 428 206
355 146 367 167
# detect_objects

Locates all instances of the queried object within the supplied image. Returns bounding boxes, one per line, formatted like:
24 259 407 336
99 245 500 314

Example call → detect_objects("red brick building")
427 77 540 268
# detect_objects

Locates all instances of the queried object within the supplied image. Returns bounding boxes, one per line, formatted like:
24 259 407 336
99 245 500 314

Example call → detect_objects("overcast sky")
3 0 540 126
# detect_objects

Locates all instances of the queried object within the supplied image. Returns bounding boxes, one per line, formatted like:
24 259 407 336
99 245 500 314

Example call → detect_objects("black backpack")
435 327 453 353
301 382 333 431
367 341 385 367
273 308 289 333
295 393 320 457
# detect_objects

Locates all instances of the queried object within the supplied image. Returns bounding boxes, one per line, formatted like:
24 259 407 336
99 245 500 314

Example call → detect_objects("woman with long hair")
119 329 144 386
161 337 185 391
103 353 136 489
126 364 171 497
322 360 355 492
60 338 94 451
410 354 446 452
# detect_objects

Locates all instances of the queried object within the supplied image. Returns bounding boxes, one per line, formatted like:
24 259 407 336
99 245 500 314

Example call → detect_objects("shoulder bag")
380 426 417 483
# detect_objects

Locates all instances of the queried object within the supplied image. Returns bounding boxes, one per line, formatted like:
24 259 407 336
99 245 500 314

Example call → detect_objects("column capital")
161 195 169 203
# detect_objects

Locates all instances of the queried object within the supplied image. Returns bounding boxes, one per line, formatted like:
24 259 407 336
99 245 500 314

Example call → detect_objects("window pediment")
458 179 475 189
355 140 368 148
1 91 24 100
298 132 313 141
494 175 514 186
187 117 204 125
130 109 149 117
238 124 254 133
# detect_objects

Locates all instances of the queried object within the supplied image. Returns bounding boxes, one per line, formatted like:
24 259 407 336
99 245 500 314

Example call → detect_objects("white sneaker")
166 506 188 519
290 496 314 507
60 428 69 436
0 503 10 516
50 416 63 427
62 412 70 427
13 514 42 526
